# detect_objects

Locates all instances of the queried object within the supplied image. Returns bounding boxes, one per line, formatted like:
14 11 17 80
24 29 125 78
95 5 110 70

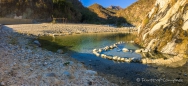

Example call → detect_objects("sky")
80 0 138 8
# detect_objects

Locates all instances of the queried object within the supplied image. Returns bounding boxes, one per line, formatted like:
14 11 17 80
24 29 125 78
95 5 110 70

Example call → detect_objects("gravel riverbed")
0 23 128 86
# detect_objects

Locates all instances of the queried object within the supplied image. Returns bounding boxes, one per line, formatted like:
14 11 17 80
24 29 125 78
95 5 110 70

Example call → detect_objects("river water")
38 32 188 86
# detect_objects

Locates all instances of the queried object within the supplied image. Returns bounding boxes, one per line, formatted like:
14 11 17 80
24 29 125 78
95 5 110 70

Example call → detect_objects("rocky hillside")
88 3 116 20
0 0 98 23
0 0 53 19
116 0 156 26
138 0 188 57
88 3 129 26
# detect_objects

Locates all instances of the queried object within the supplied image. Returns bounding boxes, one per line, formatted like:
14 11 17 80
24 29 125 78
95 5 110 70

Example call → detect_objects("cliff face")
117 0 156 26
138 0 188 57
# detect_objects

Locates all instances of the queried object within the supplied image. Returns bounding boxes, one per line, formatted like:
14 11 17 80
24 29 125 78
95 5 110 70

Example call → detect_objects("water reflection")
39 32 137 53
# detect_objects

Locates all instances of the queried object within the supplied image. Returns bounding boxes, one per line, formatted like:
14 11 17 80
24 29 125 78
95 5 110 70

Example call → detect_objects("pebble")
184 73 187 76
85 70 97 75
33 40 41 47
43 62 48 66
88 81 93 85
0 82 5 86
63 71 71 77
45 73 56 77
29 68 34 71
57 49 64 54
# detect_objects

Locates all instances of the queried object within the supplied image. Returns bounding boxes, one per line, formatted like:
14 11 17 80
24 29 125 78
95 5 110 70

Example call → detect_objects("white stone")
120 58 125 61
122 48 129 52
141 59 147 64
135 49 142 53
113 56 118 60
124 58 131 62
93 49 97 52
101 54 106 58
117 57 121 61
98 49 103 52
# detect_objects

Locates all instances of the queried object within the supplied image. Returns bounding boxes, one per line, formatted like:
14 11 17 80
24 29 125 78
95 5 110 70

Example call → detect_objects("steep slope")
88 3 116 19
117 0 156 26
138 0 188 57
52 0 82 22
0 0 97 23
0 0 53 19
88 3 129 25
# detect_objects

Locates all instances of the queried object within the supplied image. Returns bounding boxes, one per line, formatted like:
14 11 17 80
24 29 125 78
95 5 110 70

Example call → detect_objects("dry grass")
116 0 156 26
142 16 149 28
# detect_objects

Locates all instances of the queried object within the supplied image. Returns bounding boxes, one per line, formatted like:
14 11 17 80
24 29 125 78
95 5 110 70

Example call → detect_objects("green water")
38 32 139 53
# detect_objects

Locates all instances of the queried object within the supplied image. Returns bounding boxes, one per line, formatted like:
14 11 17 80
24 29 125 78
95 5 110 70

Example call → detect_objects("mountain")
116 0 156 26
107 5 123 10
88 3 116 19
88 3 130 26
138 0 188 57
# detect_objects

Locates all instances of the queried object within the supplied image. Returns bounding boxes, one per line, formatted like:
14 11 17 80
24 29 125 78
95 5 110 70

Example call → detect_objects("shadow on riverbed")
69 50 188 86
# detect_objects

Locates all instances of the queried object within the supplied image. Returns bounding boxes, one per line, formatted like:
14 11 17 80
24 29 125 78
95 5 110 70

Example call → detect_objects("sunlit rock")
101 54 107 58
138 0 188 56
124 58 132 62
117 57 121 61
98 49 103 52
120 58 125 62
113 56 118 60
135 49 142 53
122 48 129 52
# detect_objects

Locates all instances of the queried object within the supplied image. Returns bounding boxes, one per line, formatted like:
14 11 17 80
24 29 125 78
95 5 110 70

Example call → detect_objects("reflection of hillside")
38 33 136 52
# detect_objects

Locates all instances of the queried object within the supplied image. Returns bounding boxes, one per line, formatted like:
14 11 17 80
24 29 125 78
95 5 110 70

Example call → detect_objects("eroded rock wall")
138 0 188 56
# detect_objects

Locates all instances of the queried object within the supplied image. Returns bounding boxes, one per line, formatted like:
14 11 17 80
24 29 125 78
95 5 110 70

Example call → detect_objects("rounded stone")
122 48 129 52
57 49 64 54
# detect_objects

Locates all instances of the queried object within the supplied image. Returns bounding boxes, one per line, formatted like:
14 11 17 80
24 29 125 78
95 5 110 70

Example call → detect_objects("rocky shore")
6 23 132 37
0 24 122 86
